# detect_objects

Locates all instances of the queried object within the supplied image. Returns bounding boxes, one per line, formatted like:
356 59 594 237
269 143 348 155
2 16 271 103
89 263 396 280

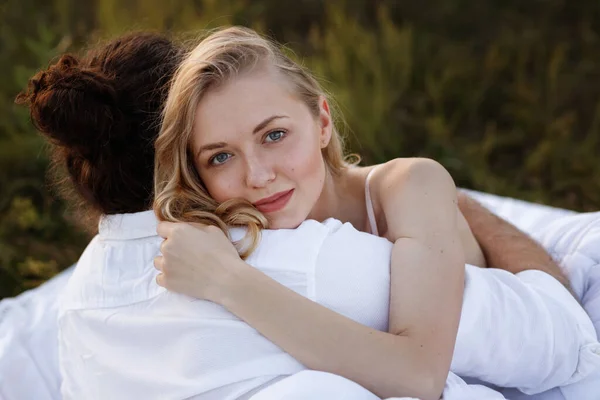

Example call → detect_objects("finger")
203 224 223 234
154 255 164 272
190 222 224 237
159 239 168 255
189 222 209 231
156 221 176 238
155 273 165 287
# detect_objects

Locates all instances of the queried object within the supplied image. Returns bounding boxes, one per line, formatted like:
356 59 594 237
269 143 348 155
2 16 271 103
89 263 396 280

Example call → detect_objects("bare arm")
157 223 450 398
156 159 463 400
228 159 466 400
221 266 441 399
457 192 571 291
379 159 465 400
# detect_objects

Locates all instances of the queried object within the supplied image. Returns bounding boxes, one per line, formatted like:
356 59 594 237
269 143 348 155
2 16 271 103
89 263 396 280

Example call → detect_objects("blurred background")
1 0 599 298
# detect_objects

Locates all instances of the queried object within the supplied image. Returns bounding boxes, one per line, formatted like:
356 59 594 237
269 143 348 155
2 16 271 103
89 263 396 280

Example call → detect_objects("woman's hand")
154 222 247 303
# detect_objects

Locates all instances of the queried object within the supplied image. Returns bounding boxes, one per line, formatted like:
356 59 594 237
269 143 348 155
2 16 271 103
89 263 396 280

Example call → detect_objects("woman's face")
191 68 332 229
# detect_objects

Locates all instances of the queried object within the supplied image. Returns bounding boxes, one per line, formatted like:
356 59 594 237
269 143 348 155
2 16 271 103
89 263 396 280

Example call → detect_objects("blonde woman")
153 27 596 400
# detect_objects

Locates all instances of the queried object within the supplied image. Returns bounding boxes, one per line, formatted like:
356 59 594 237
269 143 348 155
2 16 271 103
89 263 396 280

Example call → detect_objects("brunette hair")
16 32 184 223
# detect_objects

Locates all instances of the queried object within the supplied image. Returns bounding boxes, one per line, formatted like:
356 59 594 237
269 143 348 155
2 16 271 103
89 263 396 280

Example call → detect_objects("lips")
253 189 294 213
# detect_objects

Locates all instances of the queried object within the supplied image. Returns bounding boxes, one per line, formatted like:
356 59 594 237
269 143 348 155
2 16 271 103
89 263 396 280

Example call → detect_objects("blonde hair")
154 26 354 257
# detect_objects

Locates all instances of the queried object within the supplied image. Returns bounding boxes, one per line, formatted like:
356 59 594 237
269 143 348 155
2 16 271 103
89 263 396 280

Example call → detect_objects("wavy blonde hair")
154 26 354 257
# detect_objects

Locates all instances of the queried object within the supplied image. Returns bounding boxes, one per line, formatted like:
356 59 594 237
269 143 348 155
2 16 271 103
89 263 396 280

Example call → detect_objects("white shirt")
58 211 600 400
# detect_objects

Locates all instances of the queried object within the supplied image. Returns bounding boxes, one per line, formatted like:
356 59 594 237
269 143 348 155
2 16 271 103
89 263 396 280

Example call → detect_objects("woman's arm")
157 221 448 400
156 159 463 400
220 265 442 399
376 158 465 399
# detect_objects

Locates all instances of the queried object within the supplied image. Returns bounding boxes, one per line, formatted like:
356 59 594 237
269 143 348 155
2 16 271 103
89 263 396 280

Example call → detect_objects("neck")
308 166 367 231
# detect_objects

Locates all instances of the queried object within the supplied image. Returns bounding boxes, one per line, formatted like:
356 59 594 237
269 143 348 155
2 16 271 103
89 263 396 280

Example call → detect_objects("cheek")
197 167 243 204
279 136 325 192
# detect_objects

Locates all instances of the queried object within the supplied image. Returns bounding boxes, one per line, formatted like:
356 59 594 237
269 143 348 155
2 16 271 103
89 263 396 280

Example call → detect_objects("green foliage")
305 1 600 208
2 0 599 298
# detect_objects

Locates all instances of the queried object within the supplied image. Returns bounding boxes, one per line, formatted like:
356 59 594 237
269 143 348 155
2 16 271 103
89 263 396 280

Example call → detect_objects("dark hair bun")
17 54 122 160
16 33 182 217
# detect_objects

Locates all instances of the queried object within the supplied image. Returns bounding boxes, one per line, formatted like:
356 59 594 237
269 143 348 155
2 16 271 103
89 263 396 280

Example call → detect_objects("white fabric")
453 267 600 393
248 370 384 400
58 211 328 400
315 221 600 395
55 215 397 400
466 191 600 400
247 370 506 400
0 267 72 400
2 192 600 399
498 211 600 400
54 211 599 399
463 190 577 231
313 219 391 332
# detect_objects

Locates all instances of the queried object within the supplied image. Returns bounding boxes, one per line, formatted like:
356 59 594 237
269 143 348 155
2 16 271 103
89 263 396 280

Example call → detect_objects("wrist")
215 260 260 307
517 266 576 297
530 265 573 293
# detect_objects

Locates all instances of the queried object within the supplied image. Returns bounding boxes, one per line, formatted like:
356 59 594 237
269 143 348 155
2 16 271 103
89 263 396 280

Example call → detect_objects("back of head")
16 32 184 220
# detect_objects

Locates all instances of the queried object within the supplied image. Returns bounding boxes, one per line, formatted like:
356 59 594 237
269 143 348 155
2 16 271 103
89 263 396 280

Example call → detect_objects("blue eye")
210 153 231 165
265 130 285 143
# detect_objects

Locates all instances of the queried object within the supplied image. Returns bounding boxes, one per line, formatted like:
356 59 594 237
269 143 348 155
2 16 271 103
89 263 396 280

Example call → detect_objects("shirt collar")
98 210 158 240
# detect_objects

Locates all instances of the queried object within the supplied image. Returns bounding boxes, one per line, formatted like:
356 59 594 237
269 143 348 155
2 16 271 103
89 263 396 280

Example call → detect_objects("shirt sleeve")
451 265 600 394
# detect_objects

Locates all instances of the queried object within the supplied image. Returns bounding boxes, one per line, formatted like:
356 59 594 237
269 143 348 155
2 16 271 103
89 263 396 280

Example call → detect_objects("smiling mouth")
253 189 295 213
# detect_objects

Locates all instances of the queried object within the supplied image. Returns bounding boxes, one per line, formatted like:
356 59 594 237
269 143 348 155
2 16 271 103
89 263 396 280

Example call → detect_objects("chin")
267 214 305 230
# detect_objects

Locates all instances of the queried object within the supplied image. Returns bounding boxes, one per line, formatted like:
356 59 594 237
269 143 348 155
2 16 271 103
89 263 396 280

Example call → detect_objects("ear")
318 96 332 149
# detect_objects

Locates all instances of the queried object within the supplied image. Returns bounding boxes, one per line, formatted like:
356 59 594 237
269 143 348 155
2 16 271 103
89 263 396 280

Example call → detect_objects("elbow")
411 370 446 400
385 366 445 400
380 332 453 399
404 341 451 400
423 374 448 400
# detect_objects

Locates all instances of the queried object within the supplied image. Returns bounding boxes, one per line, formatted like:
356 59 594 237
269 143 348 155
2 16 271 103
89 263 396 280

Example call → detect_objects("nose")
245 155 275 188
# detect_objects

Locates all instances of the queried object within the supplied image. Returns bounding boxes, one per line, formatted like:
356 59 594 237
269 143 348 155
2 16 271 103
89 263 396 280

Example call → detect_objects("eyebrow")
196 115 288 158
196 142 228 158
253 115 288 134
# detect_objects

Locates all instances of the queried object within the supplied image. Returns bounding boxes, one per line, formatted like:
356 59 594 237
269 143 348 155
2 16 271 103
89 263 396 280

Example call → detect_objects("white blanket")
0 265 72 400
248 370 507 400
468 190 600 338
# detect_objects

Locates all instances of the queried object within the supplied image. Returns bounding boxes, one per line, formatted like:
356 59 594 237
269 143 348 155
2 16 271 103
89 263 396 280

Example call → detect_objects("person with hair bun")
17 29 598 400
17 34 179 219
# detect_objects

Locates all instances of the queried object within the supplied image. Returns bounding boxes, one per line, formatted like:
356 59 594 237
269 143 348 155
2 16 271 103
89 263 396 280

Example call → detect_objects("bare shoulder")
373 157 456 205
371 158 458 240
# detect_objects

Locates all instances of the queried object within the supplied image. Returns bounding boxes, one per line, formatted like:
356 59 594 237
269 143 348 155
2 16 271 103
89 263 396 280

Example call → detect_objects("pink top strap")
365 167 379 236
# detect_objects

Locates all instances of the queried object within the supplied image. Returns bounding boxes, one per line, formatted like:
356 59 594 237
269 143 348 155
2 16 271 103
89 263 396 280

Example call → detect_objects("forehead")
193 69 304 143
